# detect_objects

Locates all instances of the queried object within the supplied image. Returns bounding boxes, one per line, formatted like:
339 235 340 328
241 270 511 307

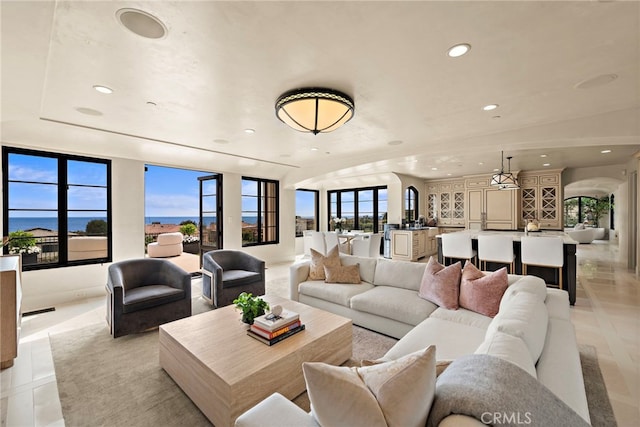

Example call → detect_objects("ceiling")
1 1 639 190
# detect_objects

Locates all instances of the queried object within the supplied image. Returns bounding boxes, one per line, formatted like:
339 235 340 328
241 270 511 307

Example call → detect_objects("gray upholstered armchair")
106 258 192 338
202 250 265 307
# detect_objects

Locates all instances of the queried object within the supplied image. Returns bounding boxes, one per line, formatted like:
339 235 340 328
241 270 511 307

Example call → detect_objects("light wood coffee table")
159 295 352 427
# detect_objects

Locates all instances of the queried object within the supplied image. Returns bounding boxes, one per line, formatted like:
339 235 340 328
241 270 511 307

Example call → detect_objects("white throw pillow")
303 346 436 427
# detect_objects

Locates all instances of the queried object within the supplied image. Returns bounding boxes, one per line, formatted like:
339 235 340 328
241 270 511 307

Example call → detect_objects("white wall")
394 173 426 223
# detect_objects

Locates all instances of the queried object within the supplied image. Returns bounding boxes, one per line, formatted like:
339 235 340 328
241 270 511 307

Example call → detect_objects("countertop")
435 229 578 244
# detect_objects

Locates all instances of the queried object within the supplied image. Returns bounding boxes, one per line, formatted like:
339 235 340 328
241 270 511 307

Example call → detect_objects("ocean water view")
8 216 255 233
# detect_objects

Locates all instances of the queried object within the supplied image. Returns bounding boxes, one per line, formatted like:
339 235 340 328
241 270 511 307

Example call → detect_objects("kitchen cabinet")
1 255 22 369
425 180 465 226
519 170 563 230
466 176 519 230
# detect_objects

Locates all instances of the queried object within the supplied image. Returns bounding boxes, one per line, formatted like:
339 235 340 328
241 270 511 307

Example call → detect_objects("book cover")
247 324 305 346
253 309 300 331
250 320 302 340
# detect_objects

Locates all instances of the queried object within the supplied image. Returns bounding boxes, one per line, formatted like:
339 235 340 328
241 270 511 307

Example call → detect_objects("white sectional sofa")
236 254 590 427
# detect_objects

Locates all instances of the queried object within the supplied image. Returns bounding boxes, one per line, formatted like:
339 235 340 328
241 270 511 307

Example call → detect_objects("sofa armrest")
289 261 310 301
234 393 318 427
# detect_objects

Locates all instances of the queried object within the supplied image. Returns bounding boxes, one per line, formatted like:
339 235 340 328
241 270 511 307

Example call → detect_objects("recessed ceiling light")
478 162 484 165
447 173 452 176
146 101 157 106
482 104 499 111
311 147 318 151
601 149 611 154
493 168 500 172
388 140 403 146
75 107 103 116
492 116 501 119
213 139 229 144
431 167 438 171
543 163 551 167
447 43 471 58
116 8 167 39
244 128 255 134
93 85 113 94
540 154 547 158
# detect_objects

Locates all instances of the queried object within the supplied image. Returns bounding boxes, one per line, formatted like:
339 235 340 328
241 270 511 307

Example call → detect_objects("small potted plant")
7 230 41 265
332 217 346 233
233 292 269 325
180 223 200 254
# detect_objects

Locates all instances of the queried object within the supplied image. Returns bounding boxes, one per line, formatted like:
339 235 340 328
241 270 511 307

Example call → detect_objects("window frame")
241 176 279 246
405 186 419 224
327 186 387 233
2 146 112 270
295 189 319 237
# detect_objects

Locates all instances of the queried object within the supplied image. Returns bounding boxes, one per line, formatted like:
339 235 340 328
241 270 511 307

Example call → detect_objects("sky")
145 165 211 217
8 153 317 219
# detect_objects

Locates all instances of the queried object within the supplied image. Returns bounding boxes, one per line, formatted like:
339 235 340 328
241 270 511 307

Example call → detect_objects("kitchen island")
390 227 439 261
436 230 577 305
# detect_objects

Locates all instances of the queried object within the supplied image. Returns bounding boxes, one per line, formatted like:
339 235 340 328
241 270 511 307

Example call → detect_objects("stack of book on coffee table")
247 309 305 346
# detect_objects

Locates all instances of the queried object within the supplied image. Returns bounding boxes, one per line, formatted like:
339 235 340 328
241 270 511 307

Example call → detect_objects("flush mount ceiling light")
483 104 499 111
490 151 519 190
447 43 471 57
275 87 354 135
116 8 167 39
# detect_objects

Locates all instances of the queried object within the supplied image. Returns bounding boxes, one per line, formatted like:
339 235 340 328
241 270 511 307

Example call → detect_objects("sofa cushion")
339 254 378 284
324 264 361 284
350 286 438 326
309 246 340 280
383 317 486 362
459 262 508 318
122 285 185 313
487 291 549 364
475 331 536 378
298 280 374 307
373 258 427 291
418 257 461 309
303 346 436 427
222 270 262 288
429 307 493 330
156 232 183 245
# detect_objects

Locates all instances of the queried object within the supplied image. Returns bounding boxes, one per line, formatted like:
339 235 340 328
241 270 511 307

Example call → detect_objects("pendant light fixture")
490 151 519 190
275 88 354 135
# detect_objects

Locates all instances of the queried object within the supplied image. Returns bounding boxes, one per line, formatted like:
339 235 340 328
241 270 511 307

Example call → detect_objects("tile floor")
1 241 638 426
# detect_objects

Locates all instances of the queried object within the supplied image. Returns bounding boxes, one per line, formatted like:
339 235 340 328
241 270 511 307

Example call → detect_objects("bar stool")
478 234 516 273
303 231 326 256
441 233 477 266
351 233 383 258
520 236 564 290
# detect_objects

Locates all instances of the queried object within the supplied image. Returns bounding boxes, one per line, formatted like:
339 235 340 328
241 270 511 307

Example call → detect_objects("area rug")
51 320 615 427
51 317 396 427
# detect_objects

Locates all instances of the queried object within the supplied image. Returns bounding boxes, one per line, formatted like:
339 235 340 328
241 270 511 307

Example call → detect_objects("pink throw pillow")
418 257 461 309
459 262 508 318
